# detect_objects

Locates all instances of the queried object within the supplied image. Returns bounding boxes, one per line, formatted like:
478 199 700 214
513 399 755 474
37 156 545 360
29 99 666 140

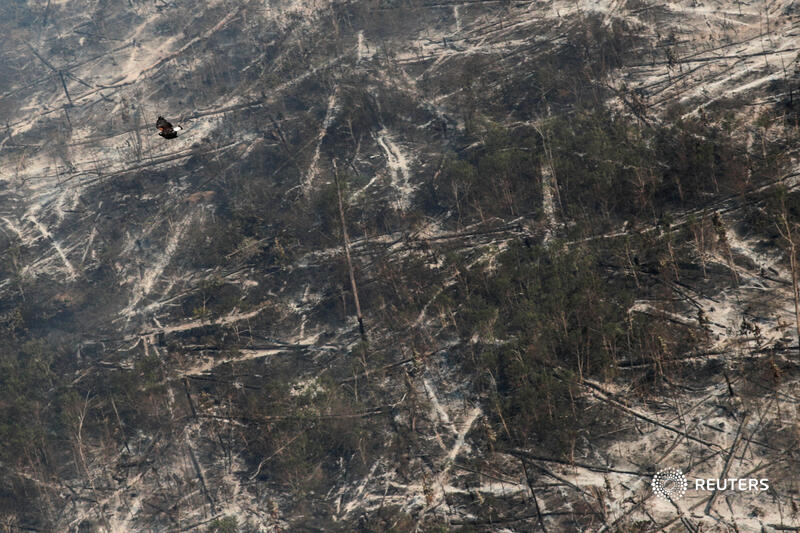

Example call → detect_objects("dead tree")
73 394 113 533
25 44 74 107
333 160 367 342
777 213 800 353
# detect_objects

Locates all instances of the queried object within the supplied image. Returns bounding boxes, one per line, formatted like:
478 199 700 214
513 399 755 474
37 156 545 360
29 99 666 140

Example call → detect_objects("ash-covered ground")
0 0 798 531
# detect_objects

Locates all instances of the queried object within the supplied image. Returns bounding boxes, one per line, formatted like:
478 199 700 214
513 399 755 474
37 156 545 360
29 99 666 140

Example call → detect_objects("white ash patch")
374 128 414 211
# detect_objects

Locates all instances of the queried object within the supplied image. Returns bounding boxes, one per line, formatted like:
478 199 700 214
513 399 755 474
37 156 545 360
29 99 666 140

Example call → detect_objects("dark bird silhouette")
156 116 182 139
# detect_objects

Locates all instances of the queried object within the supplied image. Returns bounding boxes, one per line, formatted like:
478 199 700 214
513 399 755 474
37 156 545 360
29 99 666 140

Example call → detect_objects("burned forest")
0 0 798 531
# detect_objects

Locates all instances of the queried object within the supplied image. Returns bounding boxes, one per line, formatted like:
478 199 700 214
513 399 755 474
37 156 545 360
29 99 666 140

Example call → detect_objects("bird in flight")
156 116 182 139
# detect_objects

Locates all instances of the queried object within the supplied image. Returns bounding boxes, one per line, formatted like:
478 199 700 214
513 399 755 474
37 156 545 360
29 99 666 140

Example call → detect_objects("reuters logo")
652 468 688 500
